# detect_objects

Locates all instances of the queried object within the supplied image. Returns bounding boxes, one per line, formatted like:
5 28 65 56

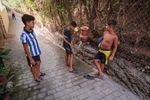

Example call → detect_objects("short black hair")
107 20 117 26
70 20 77 27
21 14 35 25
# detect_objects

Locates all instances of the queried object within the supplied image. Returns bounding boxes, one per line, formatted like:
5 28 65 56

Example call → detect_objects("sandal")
83 74 95 80
35 79 41 83
40 72 46 77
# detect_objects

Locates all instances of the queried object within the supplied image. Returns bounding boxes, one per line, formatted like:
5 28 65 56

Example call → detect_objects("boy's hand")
70 44 74 48
30 58 36 66
109 56 114 61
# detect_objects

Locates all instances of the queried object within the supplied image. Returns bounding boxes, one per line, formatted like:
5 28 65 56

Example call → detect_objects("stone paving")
5 15 141 100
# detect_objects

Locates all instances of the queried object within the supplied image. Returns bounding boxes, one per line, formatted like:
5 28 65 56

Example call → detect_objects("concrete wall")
0 3 9 48
0 6 9 34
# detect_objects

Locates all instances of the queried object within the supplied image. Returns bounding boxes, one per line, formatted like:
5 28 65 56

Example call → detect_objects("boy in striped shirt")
20 14 45 82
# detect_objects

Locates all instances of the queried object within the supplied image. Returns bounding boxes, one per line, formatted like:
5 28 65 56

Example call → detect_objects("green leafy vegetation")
0 49 18 100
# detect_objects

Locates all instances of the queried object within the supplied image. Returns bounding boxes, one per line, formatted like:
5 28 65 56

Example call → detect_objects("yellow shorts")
95 49 112 64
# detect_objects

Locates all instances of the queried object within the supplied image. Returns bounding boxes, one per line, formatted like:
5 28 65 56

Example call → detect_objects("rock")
107 59 150 100
142 69 145 72
145 65 150 69
6 81 13 88
145 75 150 83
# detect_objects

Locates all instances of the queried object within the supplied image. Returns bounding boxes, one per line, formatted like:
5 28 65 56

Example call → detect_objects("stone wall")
107 58 150 100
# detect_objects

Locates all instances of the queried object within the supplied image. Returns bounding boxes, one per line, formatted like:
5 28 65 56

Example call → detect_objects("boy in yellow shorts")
94 20 119 78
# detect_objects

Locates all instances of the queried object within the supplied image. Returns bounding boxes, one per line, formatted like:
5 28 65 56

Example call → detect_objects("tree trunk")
89 0 98 32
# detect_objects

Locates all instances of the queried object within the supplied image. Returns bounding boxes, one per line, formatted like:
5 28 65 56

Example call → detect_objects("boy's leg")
100 63 105 72
65 53 69 66
94 59 104 77
27 56 39 80
66 46 73 72
69 54 73 71
35 61 46 78
30 63 42 82
67 54 73 72
31 66 38 80
35 61 41 77
33 55 45 81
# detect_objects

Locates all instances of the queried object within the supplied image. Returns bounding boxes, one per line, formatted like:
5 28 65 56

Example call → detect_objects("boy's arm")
109 36 118 61
63 38 71 45
98 43 101 48
23 43 36 65
98 31 106 48
63 38 73 48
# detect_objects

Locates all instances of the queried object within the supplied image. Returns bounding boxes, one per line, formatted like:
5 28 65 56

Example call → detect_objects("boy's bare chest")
103 34 115 43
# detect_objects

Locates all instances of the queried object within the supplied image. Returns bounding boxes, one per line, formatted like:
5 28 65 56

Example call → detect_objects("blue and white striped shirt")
20 28 41 57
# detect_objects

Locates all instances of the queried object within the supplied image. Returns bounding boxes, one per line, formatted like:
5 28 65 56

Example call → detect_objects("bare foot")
35 78 41 82
97 73 104 79
68 67 73 72
98 75 104 79
94 72 99 77
95 72 99 76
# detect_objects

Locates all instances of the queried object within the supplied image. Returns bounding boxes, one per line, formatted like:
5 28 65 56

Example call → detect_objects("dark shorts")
64 46 73 54
95 52 106 64
63 43 73 55
26 55 41 66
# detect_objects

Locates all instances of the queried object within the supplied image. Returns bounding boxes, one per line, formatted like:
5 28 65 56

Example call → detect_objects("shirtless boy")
94 20 118 78
63 21 77 72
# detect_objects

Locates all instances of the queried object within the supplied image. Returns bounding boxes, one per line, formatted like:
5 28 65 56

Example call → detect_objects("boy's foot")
40 72 46 77
94 73 100 77
35 79 41 83
39 76 43 80
94 73 104 79
69 70 78 74
97 74 104 79
68 67 74 72
98 75 104 79
94 72 99 75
